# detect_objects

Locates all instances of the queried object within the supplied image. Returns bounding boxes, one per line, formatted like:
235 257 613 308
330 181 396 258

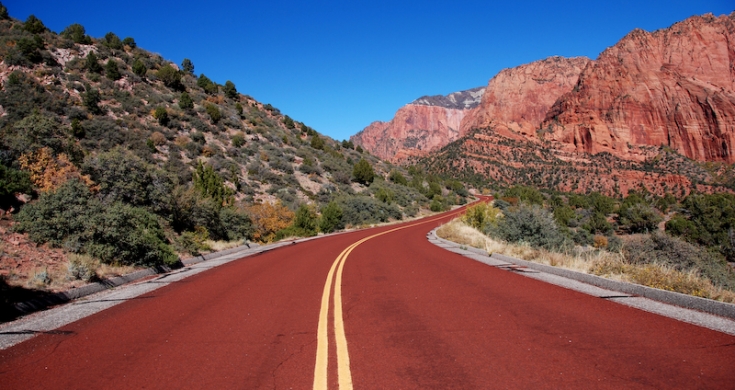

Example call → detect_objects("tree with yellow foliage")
18 147 94 192
246 201 294 243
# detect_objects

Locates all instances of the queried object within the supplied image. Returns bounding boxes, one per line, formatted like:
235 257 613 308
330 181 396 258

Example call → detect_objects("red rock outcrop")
461 56 591 137
352 57 590 163
543 12 735 163
351 89 484 162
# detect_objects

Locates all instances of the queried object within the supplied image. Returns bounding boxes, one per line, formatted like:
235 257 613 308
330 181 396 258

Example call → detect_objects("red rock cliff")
351 88 484 162
461 56 591 137
543 13 735 163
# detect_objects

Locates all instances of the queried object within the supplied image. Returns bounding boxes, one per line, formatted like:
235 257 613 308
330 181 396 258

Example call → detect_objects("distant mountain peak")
411 87 485 110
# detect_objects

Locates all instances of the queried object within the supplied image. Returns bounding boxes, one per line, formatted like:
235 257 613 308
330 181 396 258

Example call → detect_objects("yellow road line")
313 206 473 389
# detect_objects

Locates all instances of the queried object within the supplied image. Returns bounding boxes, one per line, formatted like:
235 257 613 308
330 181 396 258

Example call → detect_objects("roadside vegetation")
437 188 735 303
0 7 471 294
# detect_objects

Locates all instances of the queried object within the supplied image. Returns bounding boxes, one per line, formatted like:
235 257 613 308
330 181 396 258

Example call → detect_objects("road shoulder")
428 228 735 336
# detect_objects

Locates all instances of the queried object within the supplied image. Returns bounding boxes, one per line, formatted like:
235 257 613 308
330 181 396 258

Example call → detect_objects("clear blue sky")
5 1 733 141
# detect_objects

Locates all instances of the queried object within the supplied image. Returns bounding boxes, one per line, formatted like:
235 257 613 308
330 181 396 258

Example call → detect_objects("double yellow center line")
312 208 470 389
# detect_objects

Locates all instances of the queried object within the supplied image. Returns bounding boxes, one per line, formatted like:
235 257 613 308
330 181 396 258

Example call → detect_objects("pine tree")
352 159 374 185
105 59 121 80
85 52 102 73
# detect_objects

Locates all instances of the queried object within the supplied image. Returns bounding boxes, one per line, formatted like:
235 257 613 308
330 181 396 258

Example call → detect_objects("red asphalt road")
1 206 735 389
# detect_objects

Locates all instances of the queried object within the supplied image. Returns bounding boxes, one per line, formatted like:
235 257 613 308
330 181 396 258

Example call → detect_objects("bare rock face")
543 13 735 163
461 56 591 137
351 88 484 162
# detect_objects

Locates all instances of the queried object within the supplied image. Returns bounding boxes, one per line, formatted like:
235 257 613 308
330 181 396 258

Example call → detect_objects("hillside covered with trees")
0 4 471 295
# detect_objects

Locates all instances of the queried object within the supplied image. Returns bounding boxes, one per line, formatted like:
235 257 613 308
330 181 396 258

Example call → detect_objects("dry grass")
205 240 244 252
436 218 735 303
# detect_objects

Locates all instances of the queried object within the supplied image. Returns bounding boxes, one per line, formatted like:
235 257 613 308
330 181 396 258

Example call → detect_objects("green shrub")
231 134 245 148
85 202 178 266
82 86 102 114
13 179 97 249
105 59 121 80
0 162 33 208
206 103 222 123
666 193 735 261
583 212 613 235
388 170 408 186
132 59 146 77
337 196 402 226
179 92 193 110
61 23 92 45
553 205 576 227
223 80 238 99
430 196 444 212
181 58 194 74
85 52 102 73
218 207 252 241
153 106 169 126
197 74 218 94
319 201 344 233
310 134 325 150
618 203 662 233
279 204 319 238
122 37 136 48
375 187 393 204
24 14 47 34
193 161 233 206
623 232 735 290
488 204 569 251
504 185 544 205
97 152 170 215
462 202 501 231
156 65 183 90
352 159 374 185
103 32 123 50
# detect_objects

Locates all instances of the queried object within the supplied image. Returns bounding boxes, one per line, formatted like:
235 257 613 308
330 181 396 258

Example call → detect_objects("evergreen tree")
0 2 8 20
193 161 232 206
24 15 47 34
132 59 146 77
156 65 182 90
61 23 92 44
181 58 194 74
103 32 123 50
319 202 344 233
205 104 221 123
197 74 218 94
223 80 238 99
179 92 193 110
105 59 121 80
153 106 169 126
85 52 102 73
310 134 324 150
82 86 102 114
352 159 374 185
122 37 136 48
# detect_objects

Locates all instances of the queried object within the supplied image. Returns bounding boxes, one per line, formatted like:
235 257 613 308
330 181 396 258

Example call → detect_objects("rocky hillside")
350 87 484 162
542 13 735 163
0 6 473 292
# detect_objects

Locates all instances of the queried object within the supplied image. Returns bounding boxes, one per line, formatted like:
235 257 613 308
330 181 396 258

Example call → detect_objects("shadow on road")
0 278 69 323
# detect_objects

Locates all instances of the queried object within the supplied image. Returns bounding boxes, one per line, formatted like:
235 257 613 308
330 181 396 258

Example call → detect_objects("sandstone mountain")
358 12 735 196
460 56 591 138
350 88 484 162
542 13 735 163
352 56 590 162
